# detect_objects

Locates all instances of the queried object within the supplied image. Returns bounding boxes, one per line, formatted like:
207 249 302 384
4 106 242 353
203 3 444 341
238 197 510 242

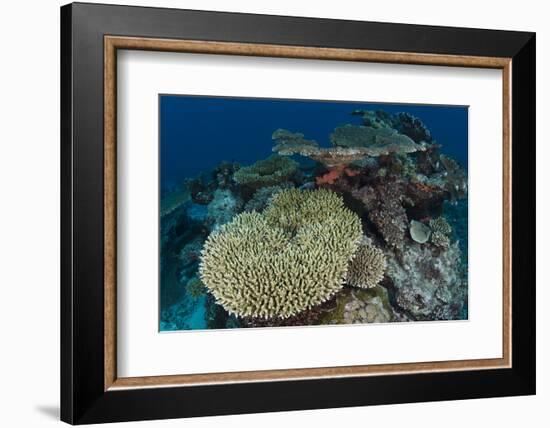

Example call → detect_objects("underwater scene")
159 95 468 331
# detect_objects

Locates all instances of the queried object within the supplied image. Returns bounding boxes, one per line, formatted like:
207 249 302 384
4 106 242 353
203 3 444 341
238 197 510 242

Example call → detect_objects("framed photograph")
60 2 535 424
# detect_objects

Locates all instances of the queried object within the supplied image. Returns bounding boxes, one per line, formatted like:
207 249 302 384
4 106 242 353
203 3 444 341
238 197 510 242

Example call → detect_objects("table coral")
233 154 299 188
330 124 425 156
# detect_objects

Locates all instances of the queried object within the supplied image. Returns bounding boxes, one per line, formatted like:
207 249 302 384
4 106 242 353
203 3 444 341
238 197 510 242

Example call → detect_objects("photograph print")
159 95 468 331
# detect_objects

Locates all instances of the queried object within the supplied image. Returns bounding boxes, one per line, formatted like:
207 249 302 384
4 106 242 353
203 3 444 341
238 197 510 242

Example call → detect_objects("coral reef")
385 241 467 320
330 124 425 156
318 287 394 325
316 165 360 185
233 154 299 188
206 189 243 230
243 184 290 212
352 181 409 248
429 216 452 248
346 242 387 289
352 110 433 143
161 106 469 331
342 289 393 324
272 128 371 169
199 189 362 319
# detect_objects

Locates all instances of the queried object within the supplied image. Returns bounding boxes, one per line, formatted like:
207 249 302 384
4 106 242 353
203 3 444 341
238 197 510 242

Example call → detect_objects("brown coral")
352 181 408 248
346 243 387 289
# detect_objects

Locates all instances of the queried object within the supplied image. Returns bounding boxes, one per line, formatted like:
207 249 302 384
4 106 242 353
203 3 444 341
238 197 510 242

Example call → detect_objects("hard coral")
199 189 363 319
410 220 431 244
429 217 452 248
233 154 298 188
330 124 425 156
346 242 387 289
272 129 370 169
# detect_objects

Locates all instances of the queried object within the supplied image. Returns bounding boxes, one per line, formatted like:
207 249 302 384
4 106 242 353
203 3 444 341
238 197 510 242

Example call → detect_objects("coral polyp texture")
429 216 453 248
346 242 387 289
159 97 468 331
232 154 298 188
199 189 363 319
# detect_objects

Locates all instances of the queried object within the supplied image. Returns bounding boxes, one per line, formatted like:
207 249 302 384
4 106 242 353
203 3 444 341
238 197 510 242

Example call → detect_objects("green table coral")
199 189 363 319
233 154 298 188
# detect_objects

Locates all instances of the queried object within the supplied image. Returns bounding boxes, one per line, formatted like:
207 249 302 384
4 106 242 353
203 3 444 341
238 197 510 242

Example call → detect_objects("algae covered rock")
199 189 363 319
206 189 243 230
319 287 394 325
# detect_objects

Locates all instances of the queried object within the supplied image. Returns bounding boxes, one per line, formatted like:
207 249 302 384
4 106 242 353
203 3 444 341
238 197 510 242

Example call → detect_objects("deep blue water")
160 95 468 190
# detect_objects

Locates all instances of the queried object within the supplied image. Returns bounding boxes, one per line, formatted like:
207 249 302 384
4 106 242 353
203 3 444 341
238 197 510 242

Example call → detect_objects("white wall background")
0 0 546 427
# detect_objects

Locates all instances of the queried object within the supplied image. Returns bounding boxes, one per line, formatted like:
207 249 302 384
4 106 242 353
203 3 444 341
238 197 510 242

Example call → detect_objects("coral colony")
160 109 468 331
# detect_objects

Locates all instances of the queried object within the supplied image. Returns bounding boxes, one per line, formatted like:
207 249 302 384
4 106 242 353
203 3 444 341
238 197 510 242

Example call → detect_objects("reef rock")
352 109 433 143
243 183 291 212
346 241 387 289
385 241 467 320
352 181 409 249
199 189 362 319
233 154 299 189
409 220 431 244
330 124 425 156
206 189 243 230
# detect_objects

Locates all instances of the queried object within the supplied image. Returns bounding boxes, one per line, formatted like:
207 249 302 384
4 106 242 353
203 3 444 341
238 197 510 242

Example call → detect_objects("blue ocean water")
160 95 468 191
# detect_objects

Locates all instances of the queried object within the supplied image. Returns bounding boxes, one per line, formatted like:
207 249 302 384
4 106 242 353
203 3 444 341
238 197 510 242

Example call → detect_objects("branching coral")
437 155 468 200
206 189 243 230
199 189 363 319
271 129 319 156
429 217 452 248
346 243 387 289
385 241 467 320
352 110 433 143
233 154 298 188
